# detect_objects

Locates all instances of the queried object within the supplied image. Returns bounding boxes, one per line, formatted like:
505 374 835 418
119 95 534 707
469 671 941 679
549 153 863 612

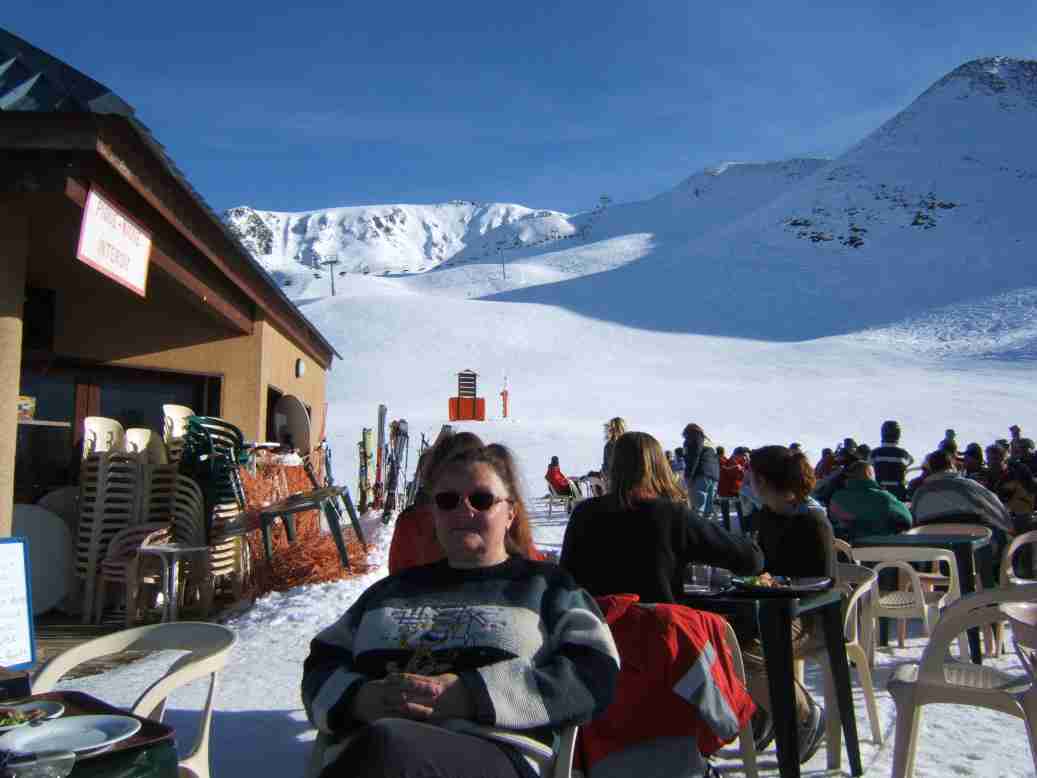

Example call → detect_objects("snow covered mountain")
223 200 575 295
228 57 1037 348
494 57 1037 342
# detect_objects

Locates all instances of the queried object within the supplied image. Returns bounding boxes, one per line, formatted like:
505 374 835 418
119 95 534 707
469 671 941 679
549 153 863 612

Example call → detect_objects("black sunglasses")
434 490 511 511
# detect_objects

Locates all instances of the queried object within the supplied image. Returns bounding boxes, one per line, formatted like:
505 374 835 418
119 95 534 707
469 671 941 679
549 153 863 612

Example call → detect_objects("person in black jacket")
742 445 835 763
560 431 762 605
682 423 720 518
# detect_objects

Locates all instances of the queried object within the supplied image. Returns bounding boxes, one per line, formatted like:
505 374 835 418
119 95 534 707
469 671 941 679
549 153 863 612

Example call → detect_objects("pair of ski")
357 405 410 523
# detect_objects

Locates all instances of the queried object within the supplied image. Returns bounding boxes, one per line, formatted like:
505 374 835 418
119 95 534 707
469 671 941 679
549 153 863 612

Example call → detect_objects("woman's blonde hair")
605 417 627 443
610 431 688 508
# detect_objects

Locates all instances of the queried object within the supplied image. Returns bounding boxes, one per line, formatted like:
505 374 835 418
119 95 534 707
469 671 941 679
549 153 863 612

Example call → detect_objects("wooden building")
0 28 340 535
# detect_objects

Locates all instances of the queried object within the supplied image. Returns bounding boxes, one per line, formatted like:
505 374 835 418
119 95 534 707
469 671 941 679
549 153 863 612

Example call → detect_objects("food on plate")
0 706 47 727
741 572 781 588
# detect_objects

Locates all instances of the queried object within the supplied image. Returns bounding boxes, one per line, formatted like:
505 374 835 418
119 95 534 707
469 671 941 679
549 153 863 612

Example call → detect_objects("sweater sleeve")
459 579 620 730
683 510 764 575
301 601 372 734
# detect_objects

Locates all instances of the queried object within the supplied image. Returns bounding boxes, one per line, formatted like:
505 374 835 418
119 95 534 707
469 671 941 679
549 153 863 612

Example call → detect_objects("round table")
12 504 75 614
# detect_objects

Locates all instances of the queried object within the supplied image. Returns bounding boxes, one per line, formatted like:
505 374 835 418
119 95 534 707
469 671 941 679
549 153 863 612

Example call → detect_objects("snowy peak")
924 57 1037 105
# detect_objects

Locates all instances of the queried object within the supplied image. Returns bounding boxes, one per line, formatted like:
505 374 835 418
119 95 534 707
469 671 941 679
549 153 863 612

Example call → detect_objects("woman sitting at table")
389 432 546 573
303 442 619 778
741 444 835 763
560 431 763 604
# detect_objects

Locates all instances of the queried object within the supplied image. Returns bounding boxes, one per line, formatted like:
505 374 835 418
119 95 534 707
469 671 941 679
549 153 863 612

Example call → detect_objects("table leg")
953 545 982 665
284 515 297 543
168 557 181 623
820 599 863 775
758 599 800 778
321 498 353 570
261 519 273 562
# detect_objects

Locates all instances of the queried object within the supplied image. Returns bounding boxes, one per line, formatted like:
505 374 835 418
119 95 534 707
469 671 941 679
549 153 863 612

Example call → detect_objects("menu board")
0 538 35 671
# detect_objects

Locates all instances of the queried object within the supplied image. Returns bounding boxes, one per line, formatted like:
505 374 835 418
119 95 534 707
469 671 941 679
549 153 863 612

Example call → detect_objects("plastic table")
681 587 863 778
138 544 209 623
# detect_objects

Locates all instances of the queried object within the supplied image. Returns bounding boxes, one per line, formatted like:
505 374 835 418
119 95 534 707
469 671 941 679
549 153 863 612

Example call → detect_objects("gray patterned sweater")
302 556 620 750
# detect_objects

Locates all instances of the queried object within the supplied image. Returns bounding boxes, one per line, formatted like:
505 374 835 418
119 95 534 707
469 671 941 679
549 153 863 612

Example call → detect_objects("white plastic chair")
824 564 883 749
83 416 125 458
833 538 856 564
33 622 237 778
852 546 967 659
163 404 196 443
125 428 170 464
77 452 143 623
94 521 172 626
906 523 998 653
721 619 759 778
545 478 578 517
1002 529 1037 585
305 723 579 778
887 584 1037 778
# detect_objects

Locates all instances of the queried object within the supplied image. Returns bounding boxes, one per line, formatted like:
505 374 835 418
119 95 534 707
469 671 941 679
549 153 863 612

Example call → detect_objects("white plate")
0 714 141 754
0 701 65 732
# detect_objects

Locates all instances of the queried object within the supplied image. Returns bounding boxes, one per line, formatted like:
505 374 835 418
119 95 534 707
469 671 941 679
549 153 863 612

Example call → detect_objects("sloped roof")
0 27 340 361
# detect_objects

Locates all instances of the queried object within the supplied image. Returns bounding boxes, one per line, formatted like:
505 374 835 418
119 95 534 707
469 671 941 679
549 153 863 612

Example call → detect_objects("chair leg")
850 646 883 744
739 720 760 778
822 662 842 770
81 572 96 625
890 692 923 778
125 579 139 628
1020 689 1037 776
93 577 106 625
898 617 906 648
199 576 215 618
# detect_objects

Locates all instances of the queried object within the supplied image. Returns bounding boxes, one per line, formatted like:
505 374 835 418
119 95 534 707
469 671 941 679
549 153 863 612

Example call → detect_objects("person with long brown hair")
304 442 619 778
560 431 762 604
740 444 835 763
389 432 543 573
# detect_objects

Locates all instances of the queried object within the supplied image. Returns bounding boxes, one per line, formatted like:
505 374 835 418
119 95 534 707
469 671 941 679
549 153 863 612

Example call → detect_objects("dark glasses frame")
434 490 513 511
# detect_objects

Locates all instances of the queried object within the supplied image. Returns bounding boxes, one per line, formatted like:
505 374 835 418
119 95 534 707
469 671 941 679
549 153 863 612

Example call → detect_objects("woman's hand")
351 677 435 722
388 673 475 720
351 673 474 723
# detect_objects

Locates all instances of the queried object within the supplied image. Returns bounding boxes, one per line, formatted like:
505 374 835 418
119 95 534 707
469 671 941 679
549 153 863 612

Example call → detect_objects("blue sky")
8 1 1037 214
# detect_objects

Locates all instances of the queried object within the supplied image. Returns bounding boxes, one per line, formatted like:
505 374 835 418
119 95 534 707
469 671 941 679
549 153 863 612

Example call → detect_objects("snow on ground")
63 499 1034 777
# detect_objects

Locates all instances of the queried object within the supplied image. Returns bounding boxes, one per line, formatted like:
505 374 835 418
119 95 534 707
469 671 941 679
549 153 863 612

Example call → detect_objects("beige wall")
258 317 328 451
0 203 29 536
26 222 327 447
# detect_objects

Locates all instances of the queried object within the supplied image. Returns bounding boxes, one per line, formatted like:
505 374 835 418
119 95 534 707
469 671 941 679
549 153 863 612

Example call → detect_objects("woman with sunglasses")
560 431 763 604
388 432 544 573
303 443 619 778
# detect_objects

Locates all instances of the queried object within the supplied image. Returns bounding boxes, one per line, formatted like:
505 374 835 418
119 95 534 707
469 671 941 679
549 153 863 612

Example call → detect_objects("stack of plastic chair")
77 452 142 623
172 474 247 617
95 522 172 626
163 404 195 465
179 416 248 542
82 416 126 458
89 464 178 623
125 428 169 464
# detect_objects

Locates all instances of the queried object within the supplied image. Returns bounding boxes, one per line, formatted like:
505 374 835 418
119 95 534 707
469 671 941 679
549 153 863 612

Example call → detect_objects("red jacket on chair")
578 594 755 777
546 465 571 493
